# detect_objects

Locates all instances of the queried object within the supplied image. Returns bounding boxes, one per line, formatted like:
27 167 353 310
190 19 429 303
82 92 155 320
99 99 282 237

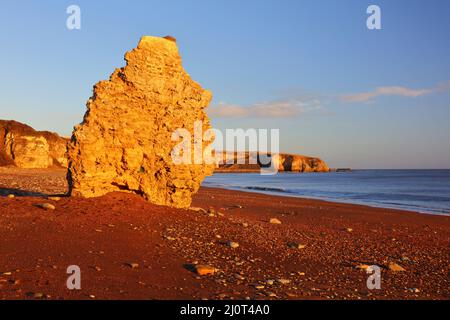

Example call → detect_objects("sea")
202 170 450 216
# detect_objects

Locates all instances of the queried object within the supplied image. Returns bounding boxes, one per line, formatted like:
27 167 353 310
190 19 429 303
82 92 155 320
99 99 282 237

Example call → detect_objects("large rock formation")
0 120 68 168
273 153 329 172
215 151 329 173
67 36 214 208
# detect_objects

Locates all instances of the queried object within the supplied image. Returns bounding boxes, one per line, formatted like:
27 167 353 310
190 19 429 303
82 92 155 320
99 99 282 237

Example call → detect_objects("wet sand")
0 168 449 300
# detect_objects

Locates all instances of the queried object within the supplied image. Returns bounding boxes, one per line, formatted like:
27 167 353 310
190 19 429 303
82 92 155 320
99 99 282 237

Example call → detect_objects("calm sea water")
203 170 450 215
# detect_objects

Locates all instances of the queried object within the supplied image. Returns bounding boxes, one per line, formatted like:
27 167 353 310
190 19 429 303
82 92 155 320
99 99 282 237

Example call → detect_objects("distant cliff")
215 151 329 173
0 120 68 168
0 120 329 173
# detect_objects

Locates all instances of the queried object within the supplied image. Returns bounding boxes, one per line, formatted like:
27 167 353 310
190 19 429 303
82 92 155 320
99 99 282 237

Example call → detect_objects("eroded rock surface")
0 120 68 168
67 36 214 208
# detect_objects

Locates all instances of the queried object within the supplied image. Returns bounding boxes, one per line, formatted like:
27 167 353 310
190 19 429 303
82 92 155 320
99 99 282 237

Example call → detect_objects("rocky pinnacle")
67 36 214 208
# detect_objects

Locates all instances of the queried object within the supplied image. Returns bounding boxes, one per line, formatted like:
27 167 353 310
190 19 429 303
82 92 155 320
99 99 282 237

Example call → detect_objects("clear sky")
1 0 449 169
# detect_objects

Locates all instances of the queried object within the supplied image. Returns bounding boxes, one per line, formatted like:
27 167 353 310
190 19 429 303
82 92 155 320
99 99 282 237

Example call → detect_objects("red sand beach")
0 168 449 300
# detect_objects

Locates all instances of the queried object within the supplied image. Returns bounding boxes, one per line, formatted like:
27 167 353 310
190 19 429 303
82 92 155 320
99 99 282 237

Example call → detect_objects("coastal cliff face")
67 36 214 208
215 151 329 173
0 120 68 168
273 153 329 172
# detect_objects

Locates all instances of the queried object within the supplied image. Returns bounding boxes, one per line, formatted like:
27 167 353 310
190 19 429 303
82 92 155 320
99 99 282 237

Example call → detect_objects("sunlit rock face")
0 120 68 168
272 154 329 172
67 36 214 208
214 151 329 173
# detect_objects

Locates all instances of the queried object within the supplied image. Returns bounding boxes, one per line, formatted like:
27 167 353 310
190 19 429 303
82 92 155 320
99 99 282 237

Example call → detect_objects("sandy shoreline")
0 168 449 300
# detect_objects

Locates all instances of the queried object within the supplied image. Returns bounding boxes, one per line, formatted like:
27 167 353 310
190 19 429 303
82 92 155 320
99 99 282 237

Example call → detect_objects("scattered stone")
124 262 139 269
194 265 217 276
47 196 61 201
189 207 207 213
288 242 306 249
234 274 245 280
355 264 371 271
266 279 274 285
388 262 405 272
242 222 249 228
7 194 14 198
89 294 96 299
286 292 298 298
252 284 265 290
346 228 353 232
34 203 55 210
227 241 239 249
27 292 44 299
67 36 214 208
277 279 291 285
164 236 176 241
269 218 282 225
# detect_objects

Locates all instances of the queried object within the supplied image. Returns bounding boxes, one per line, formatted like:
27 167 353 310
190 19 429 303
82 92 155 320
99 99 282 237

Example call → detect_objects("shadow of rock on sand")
0 187 67 198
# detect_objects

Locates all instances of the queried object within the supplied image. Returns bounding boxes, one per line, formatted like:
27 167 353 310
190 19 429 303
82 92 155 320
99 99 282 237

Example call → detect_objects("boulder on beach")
67 36 215 208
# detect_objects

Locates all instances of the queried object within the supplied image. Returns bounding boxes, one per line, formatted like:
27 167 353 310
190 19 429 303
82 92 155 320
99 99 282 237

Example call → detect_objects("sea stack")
67 36 214 208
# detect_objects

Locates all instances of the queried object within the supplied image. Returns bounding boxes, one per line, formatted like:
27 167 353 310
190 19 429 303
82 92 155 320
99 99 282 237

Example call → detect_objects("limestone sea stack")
67 36 214 208
0 120 68 168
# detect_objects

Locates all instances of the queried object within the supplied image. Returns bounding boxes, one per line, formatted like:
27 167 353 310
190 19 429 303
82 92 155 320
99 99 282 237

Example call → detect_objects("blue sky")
1 0 449 168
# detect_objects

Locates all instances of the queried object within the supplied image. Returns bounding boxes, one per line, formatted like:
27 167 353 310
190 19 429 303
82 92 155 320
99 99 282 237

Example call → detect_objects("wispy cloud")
340 81 450 103
208 97 324 118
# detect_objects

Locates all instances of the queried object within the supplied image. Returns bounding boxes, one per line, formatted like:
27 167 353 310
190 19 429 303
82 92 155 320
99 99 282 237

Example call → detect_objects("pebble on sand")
277 279 291 285
124 262 139 269
355 264 371 271
252 284 265 290
34 203 56 210
288 242 306 249
269 218 282 225
7 194 15 198
189 207 207 213
194 265 217 276
388 262 405 272
227 241 239 249
27 292 44 299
